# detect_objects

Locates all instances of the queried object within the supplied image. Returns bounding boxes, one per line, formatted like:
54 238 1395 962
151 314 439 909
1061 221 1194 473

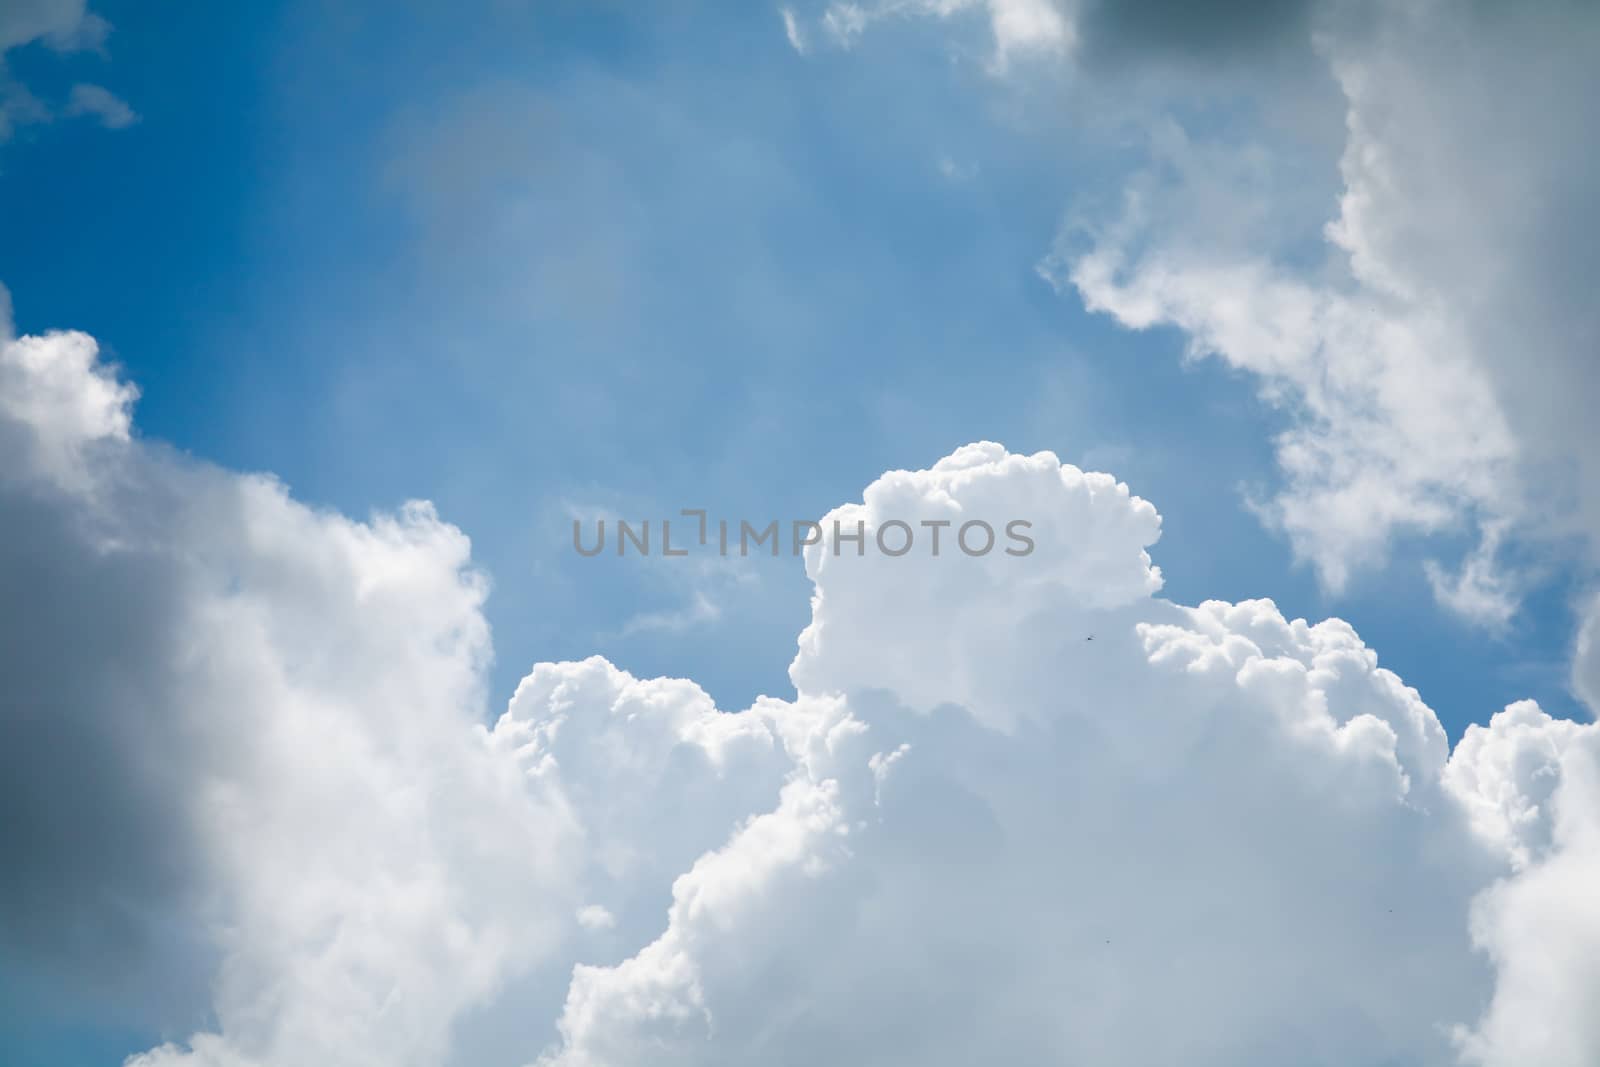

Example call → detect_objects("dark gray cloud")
1074 0 1316 64
0 450 218 989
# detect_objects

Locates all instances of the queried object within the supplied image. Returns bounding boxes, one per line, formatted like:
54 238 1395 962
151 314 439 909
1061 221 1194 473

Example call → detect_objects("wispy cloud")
65 83 138 129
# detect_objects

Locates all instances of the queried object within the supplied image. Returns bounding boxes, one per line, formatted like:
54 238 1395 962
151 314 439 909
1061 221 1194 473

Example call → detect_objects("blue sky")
3 3 1598 1064
2 0 1579 738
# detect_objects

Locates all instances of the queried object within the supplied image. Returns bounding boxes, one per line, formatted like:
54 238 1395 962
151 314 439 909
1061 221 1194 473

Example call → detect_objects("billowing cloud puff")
1446 704 1600 1065
0 309 581 1066
533 441 1572 1067
791 441 1165 729
5 309 1596 1066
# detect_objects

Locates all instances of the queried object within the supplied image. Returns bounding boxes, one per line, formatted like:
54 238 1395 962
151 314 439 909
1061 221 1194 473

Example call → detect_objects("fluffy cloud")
0 305 582 1065
1446 704 1600 1064
534 442 1596 1067
6 309 1597 1064
0 302 1593 1067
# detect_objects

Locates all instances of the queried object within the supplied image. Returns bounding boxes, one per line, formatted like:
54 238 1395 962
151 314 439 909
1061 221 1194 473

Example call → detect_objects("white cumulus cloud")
2 299 1597 1066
